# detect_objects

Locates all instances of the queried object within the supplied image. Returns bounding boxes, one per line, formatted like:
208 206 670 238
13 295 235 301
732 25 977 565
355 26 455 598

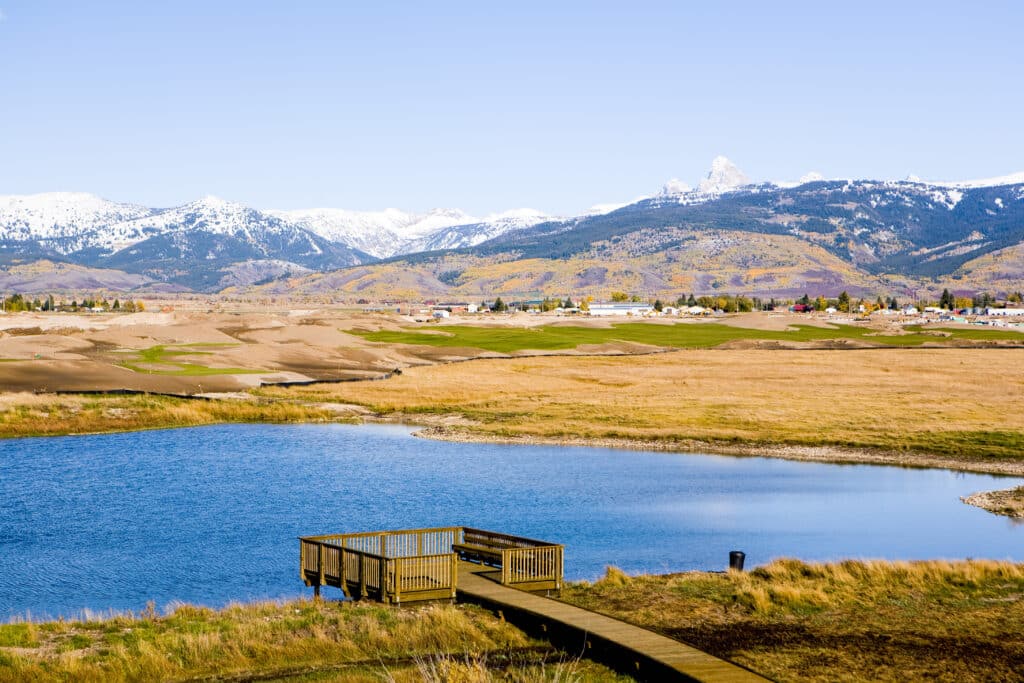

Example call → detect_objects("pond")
1 423 1022 619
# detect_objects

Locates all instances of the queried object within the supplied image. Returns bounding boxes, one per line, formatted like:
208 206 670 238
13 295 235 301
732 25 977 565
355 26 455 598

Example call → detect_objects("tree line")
1 293 145 313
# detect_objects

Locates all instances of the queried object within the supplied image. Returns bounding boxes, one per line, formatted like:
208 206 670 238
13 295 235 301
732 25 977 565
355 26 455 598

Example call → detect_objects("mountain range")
2 158 1024 298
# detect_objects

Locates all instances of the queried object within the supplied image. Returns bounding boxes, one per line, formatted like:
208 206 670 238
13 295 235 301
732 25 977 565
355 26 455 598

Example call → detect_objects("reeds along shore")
0 599 622 682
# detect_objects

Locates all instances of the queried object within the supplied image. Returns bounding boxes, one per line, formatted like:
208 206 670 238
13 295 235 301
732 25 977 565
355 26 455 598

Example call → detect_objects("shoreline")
409 422 1024 478
961 487 1024 519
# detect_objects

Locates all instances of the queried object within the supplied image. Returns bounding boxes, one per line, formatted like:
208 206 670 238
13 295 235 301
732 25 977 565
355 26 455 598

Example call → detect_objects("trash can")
729 550 746 571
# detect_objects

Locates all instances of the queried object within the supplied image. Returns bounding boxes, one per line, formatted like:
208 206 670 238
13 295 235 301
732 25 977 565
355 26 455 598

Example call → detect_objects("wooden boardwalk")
457 562 767 683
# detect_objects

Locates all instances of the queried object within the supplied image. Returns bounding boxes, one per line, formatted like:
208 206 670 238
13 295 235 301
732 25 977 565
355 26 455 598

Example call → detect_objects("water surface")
1 423 1021 619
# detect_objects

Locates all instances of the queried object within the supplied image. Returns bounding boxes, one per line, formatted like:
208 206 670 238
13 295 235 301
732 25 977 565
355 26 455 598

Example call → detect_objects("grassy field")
0 599 625 682
259 347 1024 466
562 559 1024 682
352 321 1024 353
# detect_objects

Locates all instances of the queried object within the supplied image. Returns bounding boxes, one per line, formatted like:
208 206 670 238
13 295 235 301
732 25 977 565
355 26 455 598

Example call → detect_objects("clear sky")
0 1 1021 215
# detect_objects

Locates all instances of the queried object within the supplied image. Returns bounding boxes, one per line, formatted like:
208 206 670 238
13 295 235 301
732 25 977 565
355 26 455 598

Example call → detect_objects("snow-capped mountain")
4 156 1024 293
656 157 754 205
698 156 750 193
400 208 551 254
269 206 550 258
0 192 154 254
0 192 549 289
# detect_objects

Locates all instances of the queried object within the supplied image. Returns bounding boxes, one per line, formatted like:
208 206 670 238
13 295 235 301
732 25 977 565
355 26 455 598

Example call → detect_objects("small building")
661 306 679 316
986 307 1024 317
902 306 920 315
685 305 708 316
432 310 450 319
588 303 654 317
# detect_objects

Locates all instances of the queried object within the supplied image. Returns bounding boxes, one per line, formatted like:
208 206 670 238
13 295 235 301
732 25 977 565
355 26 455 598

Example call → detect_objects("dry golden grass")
0 392 340 438
261 348 1024 466
0 599 626 682
562 559 1024 683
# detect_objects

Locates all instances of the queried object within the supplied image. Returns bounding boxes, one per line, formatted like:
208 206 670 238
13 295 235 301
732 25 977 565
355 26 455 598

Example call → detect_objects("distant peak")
189 195 247 212
698 156 749 193
800 171 826 184
197 194 230 205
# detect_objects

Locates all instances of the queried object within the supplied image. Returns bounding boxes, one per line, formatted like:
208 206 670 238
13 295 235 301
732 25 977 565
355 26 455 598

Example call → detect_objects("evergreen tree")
939 288 954 310
653 299 663 312
838 291 851 312
492 297 507 312
113 299 121 310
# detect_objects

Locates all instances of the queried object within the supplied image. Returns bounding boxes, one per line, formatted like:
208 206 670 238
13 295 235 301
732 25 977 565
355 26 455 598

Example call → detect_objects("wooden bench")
452 542 504 566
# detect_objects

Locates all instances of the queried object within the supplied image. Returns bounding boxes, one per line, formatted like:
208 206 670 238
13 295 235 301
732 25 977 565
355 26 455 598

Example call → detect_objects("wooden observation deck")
299 526 563 604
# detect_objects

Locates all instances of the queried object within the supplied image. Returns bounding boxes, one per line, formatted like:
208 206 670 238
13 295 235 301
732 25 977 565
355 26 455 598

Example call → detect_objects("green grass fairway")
352 322 1024 353
119 344 264 376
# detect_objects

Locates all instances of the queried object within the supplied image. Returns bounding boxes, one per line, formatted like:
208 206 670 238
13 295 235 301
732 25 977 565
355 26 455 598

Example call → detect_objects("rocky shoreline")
961 487 1024 519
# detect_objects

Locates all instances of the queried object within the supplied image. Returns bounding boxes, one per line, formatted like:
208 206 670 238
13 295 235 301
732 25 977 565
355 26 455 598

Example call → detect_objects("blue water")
1 423 1022 620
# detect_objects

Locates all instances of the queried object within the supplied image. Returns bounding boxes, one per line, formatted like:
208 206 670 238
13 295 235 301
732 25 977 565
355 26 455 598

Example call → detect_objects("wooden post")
501 549 510 585
317 543 325 591
393 558 401 604
359 554 367 598
450 552 458 599
340 548 350 598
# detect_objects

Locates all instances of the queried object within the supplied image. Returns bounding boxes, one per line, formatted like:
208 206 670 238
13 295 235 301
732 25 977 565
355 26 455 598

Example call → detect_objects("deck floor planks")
457 562 767 683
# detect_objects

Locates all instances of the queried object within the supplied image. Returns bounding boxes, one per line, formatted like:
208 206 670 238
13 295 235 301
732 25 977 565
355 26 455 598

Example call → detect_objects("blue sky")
0 1 1021 215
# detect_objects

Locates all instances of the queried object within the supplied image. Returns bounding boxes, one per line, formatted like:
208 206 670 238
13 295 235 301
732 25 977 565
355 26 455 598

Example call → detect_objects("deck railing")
502 545 564 589
459 528 563 590
300 527 461 603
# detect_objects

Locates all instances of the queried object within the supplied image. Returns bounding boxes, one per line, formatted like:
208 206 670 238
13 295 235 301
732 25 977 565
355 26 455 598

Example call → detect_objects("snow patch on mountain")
925 171 1024 189
660 178 693 195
